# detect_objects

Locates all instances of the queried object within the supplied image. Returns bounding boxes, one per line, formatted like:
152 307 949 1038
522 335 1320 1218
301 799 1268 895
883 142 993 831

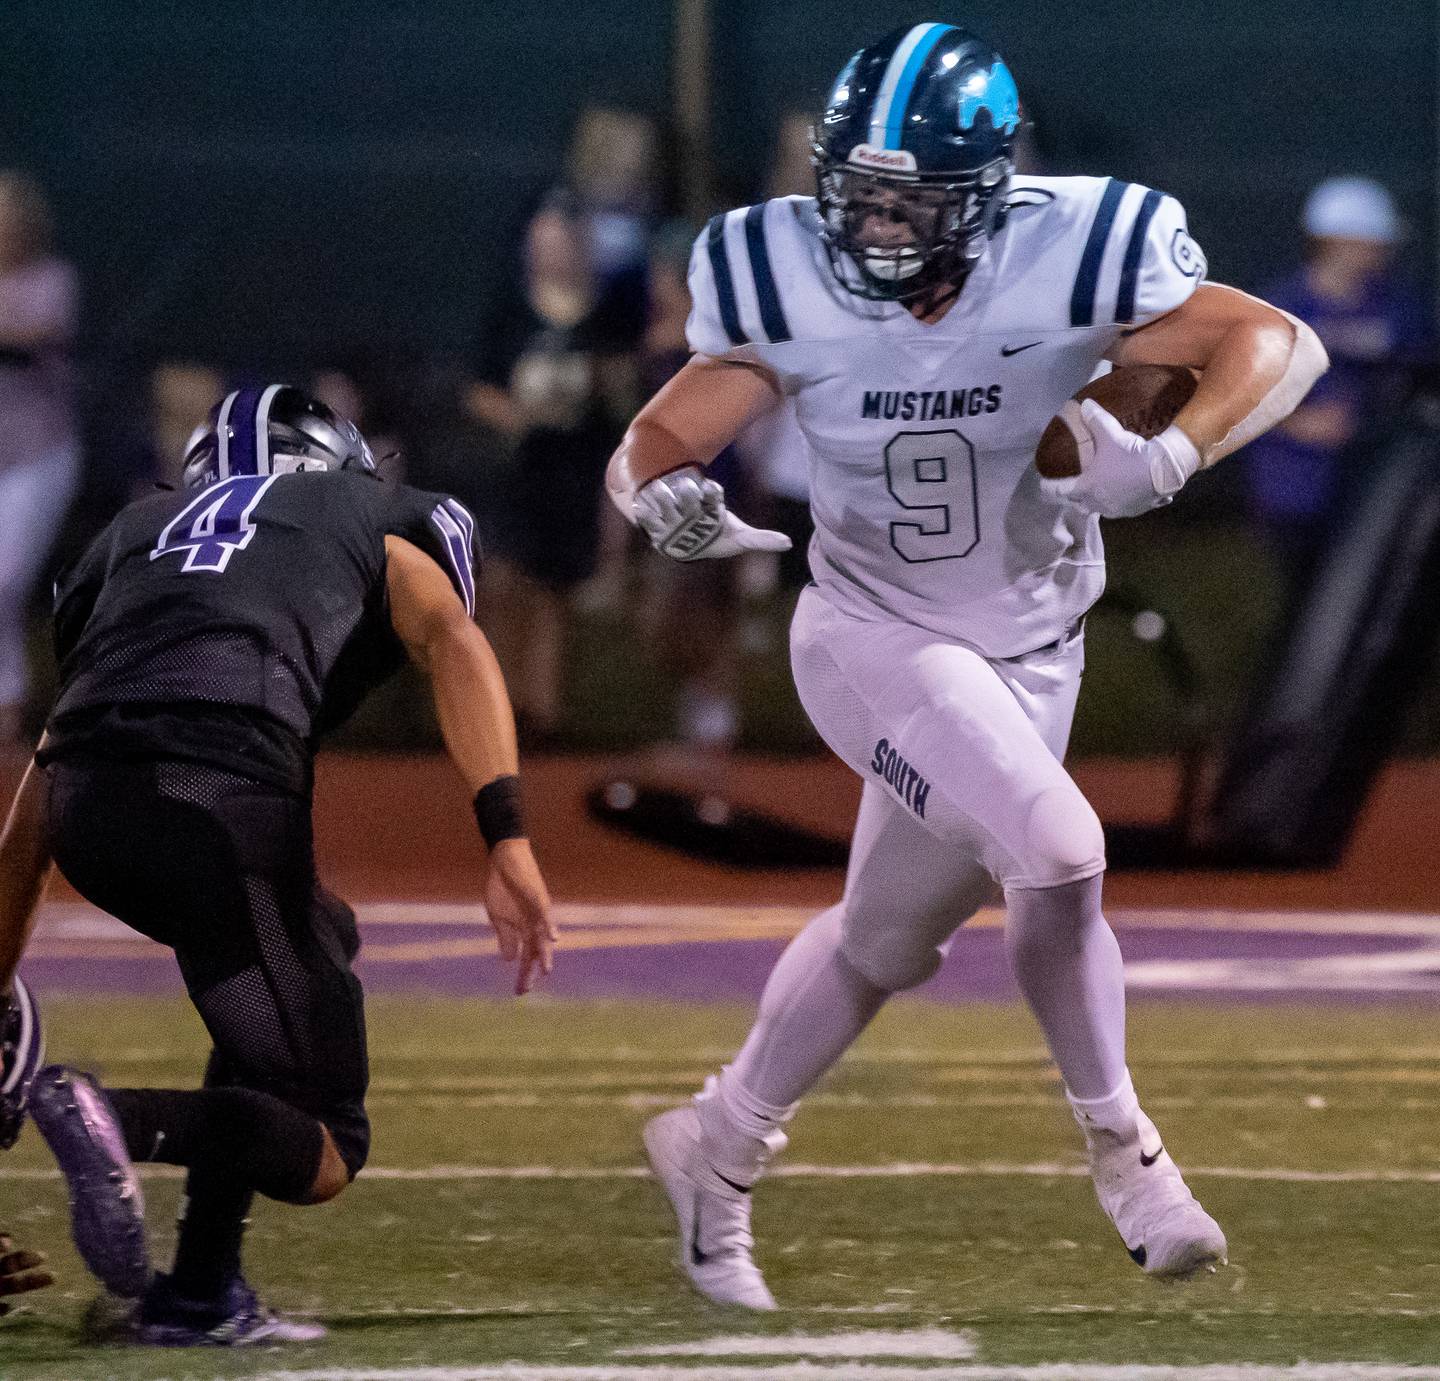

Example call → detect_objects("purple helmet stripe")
225 386 265 477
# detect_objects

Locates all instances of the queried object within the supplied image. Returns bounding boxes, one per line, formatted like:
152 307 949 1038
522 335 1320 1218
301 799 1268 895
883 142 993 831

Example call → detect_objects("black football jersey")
41 470 479 788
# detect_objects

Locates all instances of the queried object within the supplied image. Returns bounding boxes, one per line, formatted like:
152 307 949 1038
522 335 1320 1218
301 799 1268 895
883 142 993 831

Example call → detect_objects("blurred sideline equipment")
589 779 847 868
1205 373 1440 865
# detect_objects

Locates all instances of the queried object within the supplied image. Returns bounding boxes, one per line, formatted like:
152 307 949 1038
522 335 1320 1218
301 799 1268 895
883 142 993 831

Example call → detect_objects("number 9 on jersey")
885 429 980 563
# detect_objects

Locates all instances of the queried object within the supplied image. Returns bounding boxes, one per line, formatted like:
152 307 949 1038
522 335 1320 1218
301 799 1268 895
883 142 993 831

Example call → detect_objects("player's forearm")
423 617 519 792
606 414 698 510
606 356 781 520
0 749 53 989
1172 317 1307 467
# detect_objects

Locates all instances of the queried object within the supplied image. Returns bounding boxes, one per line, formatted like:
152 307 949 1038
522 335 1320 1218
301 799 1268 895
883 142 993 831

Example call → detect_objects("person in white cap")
1244 176 1432 598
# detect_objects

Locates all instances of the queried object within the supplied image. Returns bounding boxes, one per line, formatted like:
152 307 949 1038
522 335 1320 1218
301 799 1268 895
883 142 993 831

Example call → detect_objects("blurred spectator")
561 106 662 351
743 404 813 596
1244 177 1433 599
641 221 745 750
312 365 404 482
765 112 815 200
467 204 622 744
749 117 816 594
0 171 79 744
149 362 221 488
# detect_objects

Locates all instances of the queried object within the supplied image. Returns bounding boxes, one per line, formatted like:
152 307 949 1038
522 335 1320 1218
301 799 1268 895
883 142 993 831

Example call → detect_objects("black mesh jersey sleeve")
52 522 115 667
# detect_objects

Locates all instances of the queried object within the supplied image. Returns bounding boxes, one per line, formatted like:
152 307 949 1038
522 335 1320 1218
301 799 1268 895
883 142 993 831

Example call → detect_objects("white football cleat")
643 1104 778 1310
1081 1109 1227 1278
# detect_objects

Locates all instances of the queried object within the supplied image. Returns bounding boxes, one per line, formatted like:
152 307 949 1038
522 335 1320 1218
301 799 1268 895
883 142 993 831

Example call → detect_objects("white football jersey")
686 177 1207 657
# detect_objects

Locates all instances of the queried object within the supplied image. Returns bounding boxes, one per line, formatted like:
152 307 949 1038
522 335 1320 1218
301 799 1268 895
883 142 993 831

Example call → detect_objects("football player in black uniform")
0 385 556 1345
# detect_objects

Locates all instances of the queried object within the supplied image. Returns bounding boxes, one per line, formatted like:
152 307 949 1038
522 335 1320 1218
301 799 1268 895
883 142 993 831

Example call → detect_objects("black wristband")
473 775 526 848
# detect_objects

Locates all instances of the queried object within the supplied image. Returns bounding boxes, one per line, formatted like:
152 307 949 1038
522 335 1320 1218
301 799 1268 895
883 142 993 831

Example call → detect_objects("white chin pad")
863 248 924 281
271 453 331 475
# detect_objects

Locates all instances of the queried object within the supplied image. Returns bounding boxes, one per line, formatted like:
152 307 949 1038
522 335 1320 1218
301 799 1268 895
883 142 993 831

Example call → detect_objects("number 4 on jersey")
151 475 279 573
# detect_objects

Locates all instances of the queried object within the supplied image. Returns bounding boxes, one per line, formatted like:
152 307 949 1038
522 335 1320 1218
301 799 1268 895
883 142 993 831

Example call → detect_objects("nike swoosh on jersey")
1139 1146 1164 1168
1000 341 1043 356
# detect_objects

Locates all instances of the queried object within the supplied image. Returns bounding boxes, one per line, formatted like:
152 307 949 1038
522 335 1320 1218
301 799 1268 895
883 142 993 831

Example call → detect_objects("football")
1035 364 1199 479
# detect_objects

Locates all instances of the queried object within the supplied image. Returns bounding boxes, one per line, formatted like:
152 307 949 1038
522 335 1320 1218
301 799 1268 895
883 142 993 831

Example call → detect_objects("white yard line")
255 1363 1440 1381
616 1329 978 1358
75 1054 1440 1077
6 1161 1440 1185
359 1092 1355 1113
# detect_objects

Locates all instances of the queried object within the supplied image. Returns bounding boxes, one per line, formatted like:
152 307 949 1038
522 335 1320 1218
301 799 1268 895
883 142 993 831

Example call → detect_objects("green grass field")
5 996 1440 1378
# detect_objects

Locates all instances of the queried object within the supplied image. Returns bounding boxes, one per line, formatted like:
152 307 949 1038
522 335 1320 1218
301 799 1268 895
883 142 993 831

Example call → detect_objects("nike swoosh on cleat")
1001 341 1042 356
1139 1146 1164 1168
714 1170 752 1195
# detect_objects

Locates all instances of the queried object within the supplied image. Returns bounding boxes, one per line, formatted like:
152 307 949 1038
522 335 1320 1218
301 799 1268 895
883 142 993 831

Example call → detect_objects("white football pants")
790 584 1104 992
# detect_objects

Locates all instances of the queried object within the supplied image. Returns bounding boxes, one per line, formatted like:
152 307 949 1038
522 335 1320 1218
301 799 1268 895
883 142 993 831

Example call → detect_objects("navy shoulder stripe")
705 213 746 347
1070 179 1128 327
1115 189 1164 323
743 204 791 344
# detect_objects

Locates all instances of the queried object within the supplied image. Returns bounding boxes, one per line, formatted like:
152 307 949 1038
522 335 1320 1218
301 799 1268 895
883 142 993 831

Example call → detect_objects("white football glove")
633 465 792 562
1040 399 1201 519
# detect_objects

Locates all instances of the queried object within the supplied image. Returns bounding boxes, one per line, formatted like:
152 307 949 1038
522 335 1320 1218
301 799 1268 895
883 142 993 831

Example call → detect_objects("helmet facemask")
813 148 1011 303
267 412 376 477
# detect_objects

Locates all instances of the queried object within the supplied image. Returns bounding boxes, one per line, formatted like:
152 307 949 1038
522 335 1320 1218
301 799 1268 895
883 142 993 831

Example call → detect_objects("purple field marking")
20 904 1440 1004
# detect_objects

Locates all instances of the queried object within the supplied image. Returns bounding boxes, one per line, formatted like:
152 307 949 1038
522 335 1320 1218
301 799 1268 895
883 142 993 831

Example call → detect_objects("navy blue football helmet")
182 385 377 489
812 23 1021 301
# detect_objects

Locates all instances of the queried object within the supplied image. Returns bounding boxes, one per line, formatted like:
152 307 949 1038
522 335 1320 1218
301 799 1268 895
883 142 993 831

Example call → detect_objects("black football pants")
43 754 370 1174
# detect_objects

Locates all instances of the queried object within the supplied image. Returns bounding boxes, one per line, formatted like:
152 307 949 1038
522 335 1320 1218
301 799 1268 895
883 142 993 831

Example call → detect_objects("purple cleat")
136 1273 327 1347
29 1066 152 1298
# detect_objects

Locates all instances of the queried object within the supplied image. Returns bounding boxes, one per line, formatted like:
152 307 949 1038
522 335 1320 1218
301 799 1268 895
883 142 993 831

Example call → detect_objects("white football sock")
711 906 889 1155
1067 1069 1141 1140
1005 872 1134 1123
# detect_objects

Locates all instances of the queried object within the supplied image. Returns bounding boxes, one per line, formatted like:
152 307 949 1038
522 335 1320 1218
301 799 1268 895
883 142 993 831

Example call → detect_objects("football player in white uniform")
608 23 1327 1307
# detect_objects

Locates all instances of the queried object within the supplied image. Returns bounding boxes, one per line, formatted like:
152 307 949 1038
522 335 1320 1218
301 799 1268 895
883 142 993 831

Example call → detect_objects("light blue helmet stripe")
877 23 955 150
